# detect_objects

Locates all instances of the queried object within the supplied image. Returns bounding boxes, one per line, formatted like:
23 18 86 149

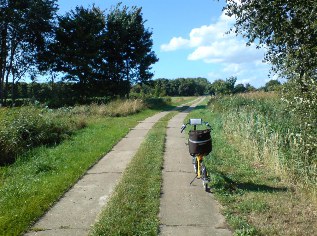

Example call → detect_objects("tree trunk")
0 25 8 105
11 72 15 106
4 44 15 105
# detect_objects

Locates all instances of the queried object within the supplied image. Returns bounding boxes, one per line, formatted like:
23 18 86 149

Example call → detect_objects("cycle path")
25 98 201 236
159 106 232 235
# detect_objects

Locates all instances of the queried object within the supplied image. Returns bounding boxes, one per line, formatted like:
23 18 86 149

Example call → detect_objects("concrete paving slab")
111 136 144 151
160 226 231 236
26 172 120 236
87 150 135 174
26 228 88 236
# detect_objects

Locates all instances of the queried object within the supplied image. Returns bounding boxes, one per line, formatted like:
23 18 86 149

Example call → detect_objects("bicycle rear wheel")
200 161 209 191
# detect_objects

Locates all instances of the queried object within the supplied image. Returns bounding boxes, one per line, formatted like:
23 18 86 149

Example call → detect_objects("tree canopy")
104 4 158 97
225 0 317 79
0 0 58 104
0 2 158 104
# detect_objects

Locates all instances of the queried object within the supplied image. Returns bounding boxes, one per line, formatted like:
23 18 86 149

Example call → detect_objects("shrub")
0 106 80 165
282 77 317 169
144 97 171 109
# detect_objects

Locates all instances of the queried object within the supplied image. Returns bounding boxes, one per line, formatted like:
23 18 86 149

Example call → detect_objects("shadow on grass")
212 171 288 193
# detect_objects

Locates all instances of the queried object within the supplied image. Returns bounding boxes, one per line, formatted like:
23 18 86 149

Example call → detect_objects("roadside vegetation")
0 99 147 165
0 97 188 235
189 92 317 235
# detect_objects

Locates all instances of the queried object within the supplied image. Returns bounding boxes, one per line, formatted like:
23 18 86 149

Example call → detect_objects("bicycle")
181 118 212 191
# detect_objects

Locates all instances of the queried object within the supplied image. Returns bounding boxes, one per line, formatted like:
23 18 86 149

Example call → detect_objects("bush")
0 106 81 165
144 97 171 110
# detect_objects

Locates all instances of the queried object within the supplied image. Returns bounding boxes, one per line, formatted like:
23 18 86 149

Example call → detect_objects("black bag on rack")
188 129 212 155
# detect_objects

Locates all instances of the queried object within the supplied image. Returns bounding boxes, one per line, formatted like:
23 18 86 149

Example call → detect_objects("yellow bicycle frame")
196 154 203 179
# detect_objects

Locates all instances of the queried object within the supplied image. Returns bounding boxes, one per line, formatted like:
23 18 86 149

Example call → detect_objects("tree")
225 0 317 80
0 0 58 105
48 6 106 100
104 4 158 98
234 83 247 94
264 79 281 91
226 76 237 94
211 79 228 95
211 77 237 95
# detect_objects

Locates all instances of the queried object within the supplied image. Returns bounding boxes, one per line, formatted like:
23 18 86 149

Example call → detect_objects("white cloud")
161 9 271 87
160 37 190 51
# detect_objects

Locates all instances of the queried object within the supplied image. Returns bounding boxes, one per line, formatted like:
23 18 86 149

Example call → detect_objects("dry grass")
71 99 146 117
237 91 279 99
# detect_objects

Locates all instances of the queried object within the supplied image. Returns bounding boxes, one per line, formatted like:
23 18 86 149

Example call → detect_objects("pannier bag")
188 129 212 155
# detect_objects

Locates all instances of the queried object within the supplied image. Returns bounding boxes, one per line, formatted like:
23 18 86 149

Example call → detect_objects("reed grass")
209 92 317 189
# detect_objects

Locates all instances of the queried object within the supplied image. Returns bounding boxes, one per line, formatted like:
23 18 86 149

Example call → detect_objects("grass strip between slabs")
90 111 177 236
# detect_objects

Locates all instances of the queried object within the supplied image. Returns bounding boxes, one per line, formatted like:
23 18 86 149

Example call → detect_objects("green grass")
0 109 157 235
0 97 200 235
90 111 176 236
187 95 317 235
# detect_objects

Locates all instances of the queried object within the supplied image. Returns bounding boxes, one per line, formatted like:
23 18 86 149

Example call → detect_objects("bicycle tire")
193 156 198 174
200 161 209 191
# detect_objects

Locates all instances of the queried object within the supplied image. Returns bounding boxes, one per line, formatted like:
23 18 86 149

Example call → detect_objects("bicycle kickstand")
189 174 198 185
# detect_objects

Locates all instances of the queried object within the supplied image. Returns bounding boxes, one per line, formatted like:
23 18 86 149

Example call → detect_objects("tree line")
0 1 158 106
131 77 279 98
3 76 282 106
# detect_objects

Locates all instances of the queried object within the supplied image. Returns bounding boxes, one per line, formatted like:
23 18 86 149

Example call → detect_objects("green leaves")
49 4 158 99
225 0 317 79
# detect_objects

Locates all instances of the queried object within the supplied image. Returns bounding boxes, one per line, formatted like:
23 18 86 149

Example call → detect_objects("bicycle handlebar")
180 119 211 133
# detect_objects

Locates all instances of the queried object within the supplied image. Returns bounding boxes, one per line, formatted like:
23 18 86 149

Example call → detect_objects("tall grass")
208 92 317 193
0 106 82 165
189 96 317 235
0 99 148 165
70 99 146 117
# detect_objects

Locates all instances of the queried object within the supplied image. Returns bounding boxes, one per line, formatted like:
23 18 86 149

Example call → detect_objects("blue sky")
57 0 274 88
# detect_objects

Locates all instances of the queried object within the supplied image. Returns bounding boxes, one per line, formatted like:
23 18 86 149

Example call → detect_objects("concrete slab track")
25 97 231 236
25 111 170 236
159 105 232 236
